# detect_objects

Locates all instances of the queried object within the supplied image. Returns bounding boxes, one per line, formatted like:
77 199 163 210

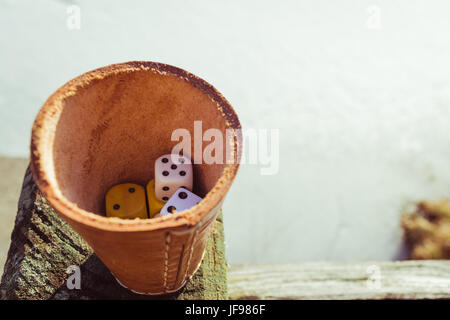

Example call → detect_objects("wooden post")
0 167 227 300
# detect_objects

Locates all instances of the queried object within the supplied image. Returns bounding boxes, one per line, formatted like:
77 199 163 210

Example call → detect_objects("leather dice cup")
30 61 242 295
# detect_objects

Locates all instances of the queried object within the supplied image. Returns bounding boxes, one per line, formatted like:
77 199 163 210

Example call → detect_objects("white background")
1 0 450 263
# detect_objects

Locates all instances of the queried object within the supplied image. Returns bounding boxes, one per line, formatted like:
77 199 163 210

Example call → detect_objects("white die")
160 188 202 216
155 154 193 202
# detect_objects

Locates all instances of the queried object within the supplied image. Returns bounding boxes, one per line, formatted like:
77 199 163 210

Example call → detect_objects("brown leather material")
29 61 241 294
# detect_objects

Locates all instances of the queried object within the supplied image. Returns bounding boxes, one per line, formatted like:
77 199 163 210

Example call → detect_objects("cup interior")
38 63 240 216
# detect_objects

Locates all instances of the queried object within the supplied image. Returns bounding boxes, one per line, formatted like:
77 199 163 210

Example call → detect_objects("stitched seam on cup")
163 232 171 292
177 207 219 282
172 243 186 290
174 228 197 289
183 228 200 281
169 208 218 289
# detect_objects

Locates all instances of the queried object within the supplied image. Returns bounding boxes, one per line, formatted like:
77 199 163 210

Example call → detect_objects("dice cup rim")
30 61 241 232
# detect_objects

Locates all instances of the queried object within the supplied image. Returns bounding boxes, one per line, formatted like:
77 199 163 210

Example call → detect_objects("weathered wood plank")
228 261 450 300
0 166 227 300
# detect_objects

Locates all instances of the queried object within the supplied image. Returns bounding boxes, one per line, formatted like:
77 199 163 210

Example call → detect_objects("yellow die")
105 183 148 219
146 179 165 218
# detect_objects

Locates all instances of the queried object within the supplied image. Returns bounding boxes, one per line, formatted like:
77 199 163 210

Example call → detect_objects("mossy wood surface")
0 167 227 300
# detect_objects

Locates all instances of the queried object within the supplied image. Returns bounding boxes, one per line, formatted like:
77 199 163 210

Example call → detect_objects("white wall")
1 0 450 263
